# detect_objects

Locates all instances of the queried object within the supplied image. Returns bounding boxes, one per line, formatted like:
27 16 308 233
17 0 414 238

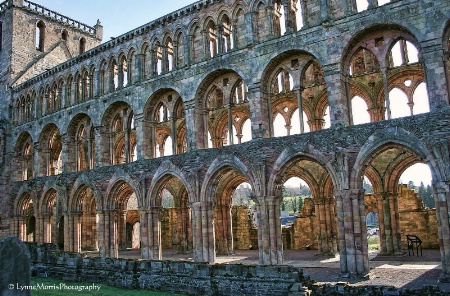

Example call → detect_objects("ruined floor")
90 249 449 292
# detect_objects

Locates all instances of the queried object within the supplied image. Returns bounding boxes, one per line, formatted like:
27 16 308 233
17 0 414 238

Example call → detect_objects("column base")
439 273 450 283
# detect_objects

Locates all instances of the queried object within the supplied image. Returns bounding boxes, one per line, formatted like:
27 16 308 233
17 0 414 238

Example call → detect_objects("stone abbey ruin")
1 0 450 288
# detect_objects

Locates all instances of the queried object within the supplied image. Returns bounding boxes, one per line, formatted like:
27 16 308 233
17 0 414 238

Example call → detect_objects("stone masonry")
0 0 450 282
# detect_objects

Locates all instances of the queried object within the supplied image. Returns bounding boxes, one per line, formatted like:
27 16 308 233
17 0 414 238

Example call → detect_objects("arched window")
61 29 68 41
176 33 184 67
207 20 218 58
79 37 86 54
389 39 419 67
36 21 45 52
222 15 233 52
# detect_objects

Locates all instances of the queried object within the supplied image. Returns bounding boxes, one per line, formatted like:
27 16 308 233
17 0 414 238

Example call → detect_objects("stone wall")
398 185 439 249
285 198 318 250
232 205 258 250
27 242 309 296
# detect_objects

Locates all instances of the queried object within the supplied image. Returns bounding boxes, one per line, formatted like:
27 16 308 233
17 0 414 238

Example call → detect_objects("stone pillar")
136 54 144 82
192 201 216 263
367 0 378 9
381 67 391 120
266 6 275 39
323 65 351 127
94 127 109 167
148 207 162 260
202 30 210 59
315 197 337 255
375 194 387 253
320 0 329 21
187 35 194 65
334 189 369 277
246 12 256 45
63 213 69 251
140 210 150 259
389 193 401 253
433 184 450 282
184 100 206 150
381 192 393 254
247 86 271 139
108 210 119 258
215 204 234 255
282 0 294 34
256 196 283 265
296 87 305 133
35 215 44 243
421 44 449 110
118 211 127 250
97 211 107 257
176 206 191 253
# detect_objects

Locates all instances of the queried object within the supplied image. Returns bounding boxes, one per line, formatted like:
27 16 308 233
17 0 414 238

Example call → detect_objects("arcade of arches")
3 0 450 282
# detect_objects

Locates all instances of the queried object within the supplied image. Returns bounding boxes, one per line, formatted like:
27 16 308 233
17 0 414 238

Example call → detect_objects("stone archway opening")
359 144 437 257
281 177 314 251
14 192 35 242
273 156 337 259
196 70 250 148
68 185 97 253
105 180 140 257
142 174 192 261
144 89 186 158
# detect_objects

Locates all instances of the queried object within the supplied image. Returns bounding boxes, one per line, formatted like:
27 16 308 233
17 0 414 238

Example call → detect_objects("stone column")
381 192 393 254
63 213 69 251
315 197 337 255
136 54 145 82
320 0 329 21
187 35 194 65
227 103 234 145
35 215 44 243
323 65 351 127
97 211 107 257
282 0 294 34
148 207 162 260
367 0 378 9
215 204 234 255
296 87 305 133
202 30 210 59
118 211 127 250
247 86 271 139
375 194 387 253
184 100 206 150
334 189 369 277
192 201 216 263
389 193 401 253
421 44 449 110
108 210 119 258
256 196 283 265
266 6 275 39
380 67 391 120
140 210 150 259
171 117 177 154
433 184 450 282
243 12 254 45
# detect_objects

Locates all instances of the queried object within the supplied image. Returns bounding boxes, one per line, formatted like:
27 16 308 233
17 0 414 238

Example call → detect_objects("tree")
407 181 416 190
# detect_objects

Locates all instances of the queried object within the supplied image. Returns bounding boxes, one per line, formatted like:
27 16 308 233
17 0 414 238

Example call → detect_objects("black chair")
406 235 422 256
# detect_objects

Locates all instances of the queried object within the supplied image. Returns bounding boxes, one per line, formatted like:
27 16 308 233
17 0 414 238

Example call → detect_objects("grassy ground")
368 236 380 250
30 277 185 296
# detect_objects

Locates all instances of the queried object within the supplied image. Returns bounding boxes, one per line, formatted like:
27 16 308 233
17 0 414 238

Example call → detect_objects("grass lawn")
30 277 185 296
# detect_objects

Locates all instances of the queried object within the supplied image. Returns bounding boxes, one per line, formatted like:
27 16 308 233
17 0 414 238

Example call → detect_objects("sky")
34 0 197 42
34 0 432 187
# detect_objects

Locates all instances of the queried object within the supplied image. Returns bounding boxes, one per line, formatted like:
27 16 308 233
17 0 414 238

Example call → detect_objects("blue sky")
34 0 197 42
